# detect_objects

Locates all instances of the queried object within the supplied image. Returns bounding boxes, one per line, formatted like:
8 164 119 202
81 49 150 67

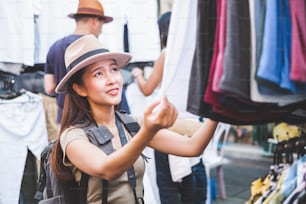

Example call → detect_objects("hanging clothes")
159 0 198 119
249 0 306 106
212 0 227 93
199 0 291 125
256 0 306 94
99 0 160 62
36 0 76 63
289 0 306 83
0 0 35 66
202 0 222 108
186 0 217 116
218 0 251 99
185 0 306 125
0 92 48 204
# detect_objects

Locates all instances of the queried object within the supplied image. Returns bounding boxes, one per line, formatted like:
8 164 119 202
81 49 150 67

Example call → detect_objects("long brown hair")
50 68 95 181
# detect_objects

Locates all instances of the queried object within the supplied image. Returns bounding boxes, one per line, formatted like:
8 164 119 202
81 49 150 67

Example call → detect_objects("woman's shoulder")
60 126 89 148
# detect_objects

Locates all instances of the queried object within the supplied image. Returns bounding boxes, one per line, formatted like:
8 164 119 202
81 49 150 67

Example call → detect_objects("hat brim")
55 52 131 93
68 13 113 23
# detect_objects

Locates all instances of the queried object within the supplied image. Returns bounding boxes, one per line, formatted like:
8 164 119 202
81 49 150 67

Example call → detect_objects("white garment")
159 0 198 119
126 82 150 115
0 63 23 75
168 155 200 182
0 92 48 204
142 147 160 204
38 0 77 63
100 0 160 62
0 0 35 66
168 155 192 182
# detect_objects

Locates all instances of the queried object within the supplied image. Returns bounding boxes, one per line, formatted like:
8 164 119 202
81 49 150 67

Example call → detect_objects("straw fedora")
55 34 132 93
68 0 113 23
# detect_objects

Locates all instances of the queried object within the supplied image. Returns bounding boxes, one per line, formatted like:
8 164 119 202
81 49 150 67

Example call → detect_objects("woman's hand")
143 95 178 135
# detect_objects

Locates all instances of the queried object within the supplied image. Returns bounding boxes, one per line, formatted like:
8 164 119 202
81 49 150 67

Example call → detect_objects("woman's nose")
105 71 116 83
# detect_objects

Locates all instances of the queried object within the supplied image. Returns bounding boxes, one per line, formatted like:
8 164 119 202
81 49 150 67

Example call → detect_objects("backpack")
34 111 141 204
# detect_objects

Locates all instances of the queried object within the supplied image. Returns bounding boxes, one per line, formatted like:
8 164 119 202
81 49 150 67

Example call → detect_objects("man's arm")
44 73 57 95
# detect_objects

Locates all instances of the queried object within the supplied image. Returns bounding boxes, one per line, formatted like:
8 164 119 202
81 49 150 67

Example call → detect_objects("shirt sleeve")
44 46 55 74
60 127 89 166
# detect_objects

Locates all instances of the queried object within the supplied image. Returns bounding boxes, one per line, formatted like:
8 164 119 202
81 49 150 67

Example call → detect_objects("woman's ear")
72 83 87 97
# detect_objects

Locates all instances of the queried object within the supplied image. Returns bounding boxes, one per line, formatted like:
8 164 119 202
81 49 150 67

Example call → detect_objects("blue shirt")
44 34 82 123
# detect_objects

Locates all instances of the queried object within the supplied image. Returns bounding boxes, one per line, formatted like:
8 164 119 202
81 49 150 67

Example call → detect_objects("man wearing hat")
44 0 113 130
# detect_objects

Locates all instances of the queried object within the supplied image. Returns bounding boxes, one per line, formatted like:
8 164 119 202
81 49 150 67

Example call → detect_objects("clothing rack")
0 71 23 99
246 132 306 203
268 132 306 165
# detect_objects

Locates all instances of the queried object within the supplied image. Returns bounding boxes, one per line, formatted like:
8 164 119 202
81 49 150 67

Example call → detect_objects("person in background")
44 0 113 127
51 33 218 204
131 12 208 204
131 11 169 96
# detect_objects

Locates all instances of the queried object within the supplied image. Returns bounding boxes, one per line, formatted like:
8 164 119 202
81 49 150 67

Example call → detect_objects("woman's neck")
92 106 116 126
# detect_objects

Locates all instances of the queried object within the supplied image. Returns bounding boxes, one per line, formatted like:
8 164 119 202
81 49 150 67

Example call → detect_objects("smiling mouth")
108 88 119 95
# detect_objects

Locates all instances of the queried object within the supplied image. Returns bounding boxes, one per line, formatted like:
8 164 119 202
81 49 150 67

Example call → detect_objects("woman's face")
75 59 123 107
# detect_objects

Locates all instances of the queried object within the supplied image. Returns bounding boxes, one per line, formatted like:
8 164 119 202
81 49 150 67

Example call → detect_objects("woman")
51 34 218 203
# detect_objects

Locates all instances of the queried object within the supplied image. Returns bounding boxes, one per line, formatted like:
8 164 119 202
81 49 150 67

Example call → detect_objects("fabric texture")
0 92 48 204
212 0 227 93
159 0 198 119
256 0 302 94
0 1 35 66
186 0 217 116
289 0 306 83
218 0 251 99
249 0 306 105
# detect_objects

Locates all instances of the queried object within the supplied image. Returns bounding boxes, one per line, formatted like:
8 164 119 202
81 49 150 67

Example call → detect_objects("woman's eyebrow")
90 61 118 73
110 60 117 66
90 65 104 73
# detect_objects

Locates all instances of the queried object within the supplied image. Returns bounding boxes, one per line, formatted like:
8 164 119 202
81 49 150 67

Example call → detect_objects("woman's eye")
111 67 119 72
94 71 103 77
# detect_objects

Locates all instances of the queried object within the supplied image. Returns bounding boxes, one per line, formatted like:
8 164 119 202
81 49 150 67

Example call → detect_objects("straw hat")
55 34 132 93
68 0 113 23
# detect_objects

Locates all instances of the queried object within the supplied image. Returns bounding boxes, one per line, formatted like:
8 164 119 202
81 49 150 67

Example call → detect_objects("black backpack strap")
34 140 57 201
33 150 49 201
115 115 139 204
102 179 108 204
115 111 141 136
78 173 89 204
116 111 150 162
